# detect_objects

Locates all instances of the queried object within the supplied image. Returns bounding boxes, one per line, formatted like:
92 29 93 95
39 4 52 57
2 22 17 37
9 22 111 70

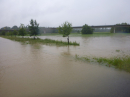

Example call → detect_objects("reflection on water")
0 34 130 97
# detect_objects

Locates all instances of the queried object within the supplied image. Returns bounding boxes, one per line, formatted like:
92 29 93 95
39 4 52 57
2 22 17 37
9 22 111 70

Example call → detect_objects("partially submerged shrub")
75 55 130 72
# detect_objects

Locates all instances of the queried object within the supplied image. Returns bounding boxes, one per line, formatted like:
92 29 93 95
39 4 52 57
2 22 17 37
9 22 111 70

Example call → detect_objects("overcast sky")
0 0 130 28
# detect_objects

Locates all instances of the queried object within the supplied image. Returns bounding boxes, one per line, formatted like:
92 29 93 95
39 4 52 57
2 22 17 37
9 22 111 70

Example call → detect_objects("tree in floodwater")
58 21 72 44
81 24 93 34
19 24 26 38
28 19 39 39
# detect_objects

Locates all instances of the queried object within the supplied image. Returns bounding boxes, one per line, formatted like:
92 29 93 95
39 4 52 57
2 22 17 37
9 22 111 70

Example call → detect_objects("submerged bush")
75 55 130 72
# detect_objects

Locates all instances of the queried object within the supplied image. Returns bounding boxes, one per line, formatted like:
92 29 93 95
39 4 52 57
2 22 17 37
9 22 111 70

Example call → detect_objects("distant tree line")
1 22 130 36
0 19 40 38
1 25 20 30
0 25 58 35
0 25 28 36
0 22 94 37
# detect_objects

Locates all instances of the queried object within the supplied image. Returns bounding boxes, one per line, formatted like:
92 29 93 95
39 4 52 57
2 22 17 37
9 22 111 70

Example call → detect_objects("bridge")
50 25 130 28
50 25 130 33
72 25 130 28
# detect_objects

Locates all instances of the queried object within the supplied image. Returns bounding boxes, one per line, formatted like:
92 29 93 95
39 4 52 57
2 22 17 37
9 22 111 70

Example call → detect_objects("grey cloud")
0 0 130 28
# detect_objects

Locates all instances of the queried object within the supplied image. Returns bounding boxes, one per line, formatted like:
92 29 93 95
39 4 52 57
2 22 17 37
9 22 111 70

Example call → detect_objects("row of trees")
0 19 40 39
1 20 93 44
0 30 18 36
0 29 25 37
1 25 23 30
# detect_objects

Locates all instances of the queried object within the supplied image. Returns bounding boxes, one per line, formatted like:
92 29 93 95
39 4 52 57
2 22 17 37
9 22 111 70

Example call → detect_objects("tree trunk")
34 36 35 39
67 35 69 45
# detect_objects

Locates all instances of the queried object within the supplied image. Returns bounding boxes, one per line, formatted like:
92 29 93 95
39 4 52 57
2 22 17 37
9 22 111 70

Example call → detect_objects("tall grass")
1 36 79 46
75 54 130 72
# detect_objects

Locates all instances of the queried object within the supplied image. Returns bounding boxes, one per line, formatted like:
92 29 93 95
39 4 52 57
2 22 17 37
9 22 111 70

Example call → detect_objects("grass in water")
1 36 79 46
75 54 130 72
116 50 120 52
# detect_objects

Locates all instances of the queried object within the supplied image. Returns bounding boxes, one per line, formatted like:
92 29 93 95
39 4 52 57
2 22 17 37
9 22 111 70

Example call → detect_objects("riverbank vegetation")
1 36 79 46
75 55 130 72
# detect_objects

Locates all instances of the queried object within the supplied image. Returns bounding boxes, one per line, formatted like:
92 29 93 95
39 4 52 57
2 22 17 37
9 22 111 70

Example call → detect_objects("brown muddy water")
0 33 130 97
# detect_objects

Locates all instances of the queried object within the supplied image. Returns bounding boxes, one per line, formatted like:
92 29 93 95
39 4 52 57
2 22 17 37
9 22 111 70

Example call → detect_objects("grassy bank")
1 36 79 46
75 55 130 72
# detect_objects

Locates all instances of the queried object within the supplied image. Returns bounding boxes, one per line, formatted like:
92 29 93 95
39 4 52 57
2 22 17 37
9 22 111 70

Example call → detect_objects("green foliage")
110 27 114 33
5 32 9 36
1 31 6 35
58 21 72 37
28 19 39 38
10 31 13 36
93 56 130 72
5 32 13 36
116 50 120 52
75 55 130 72
13 30 18 37
81 24 93 34
58 21 72 44
19 24 26 38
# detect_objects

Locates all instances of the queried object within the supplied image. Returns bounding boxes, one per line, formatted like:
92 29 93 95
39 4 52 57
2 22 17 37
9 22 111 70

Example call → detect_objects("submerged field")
1 33 130 72
0 32 130 97
41 33 130 72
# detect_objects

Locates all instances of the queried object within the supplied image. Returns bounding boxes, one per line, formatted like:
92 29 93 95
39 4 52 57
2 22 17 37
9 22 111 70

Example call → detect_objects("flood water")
0 33 130 97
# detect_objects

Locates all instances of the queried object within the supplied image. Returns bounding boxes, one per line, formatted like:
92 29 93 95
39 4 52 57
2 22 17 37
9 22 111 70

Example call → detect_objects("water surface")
0 33 130 97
